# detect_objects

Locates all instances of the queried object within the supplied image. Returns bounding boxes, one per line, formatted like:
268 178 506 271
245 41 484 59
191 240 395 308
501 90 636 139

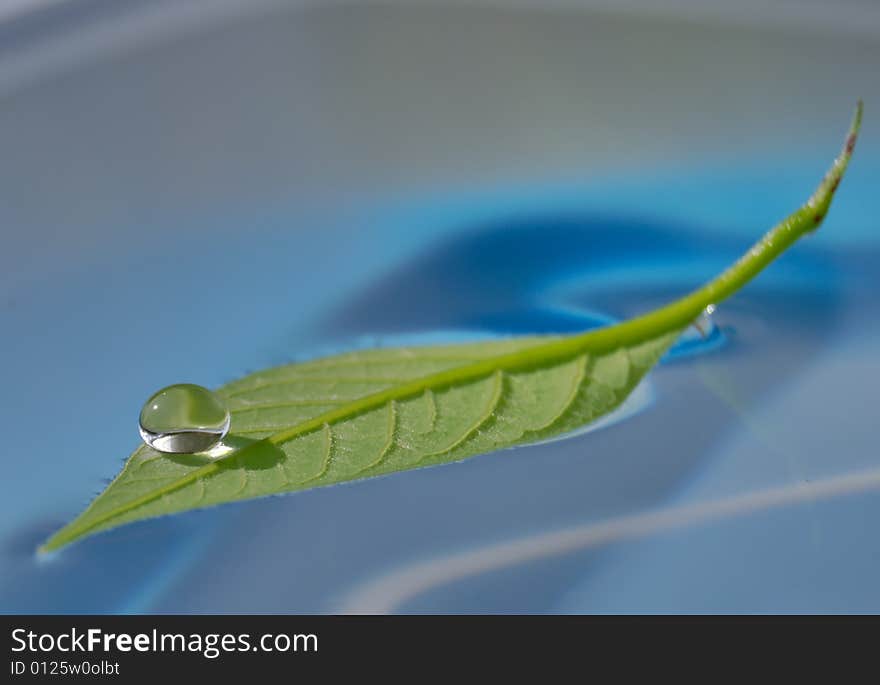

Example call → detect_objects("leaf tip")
34 544 58 561
36 538 59 556
803 100 862 231
845 99 863 156
37 526 75 555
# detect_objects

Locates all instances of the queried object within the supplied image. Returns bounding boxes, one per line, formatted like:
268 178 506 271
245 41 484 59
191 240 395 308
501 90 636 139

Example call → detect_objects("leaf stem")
570 99 862 352
267 100 863 446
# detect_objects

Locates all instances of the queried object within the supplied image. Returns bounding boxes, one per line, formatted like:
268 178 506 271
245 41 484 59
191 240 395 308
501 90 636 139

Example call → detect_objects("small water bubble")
138 384 230 454
668 304 724 359
692 304 716 338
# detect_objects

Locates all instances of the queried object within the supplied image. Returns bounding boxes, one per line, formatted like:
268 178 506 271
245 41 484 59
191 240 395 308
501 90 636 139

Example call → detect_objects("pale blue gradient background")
0 1 878 612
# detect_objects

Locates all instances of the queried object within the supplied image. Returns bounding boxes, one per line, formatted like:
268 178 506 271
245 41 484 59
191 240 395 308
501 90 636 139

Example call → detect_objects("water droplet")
668 304 724 359
139 384 230 454
693 304 716 338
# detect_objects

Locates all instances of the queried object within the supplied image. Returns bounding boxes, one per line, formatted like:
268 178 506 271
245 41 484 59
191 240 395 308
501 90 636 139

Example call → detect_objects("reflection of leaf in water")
42 103 862 553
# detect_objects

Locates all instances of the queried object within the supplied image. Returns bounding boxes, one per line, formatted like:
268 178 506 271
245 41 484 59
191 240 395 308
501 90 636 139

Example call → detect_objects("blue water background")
2 152 879 612
1 4 879 613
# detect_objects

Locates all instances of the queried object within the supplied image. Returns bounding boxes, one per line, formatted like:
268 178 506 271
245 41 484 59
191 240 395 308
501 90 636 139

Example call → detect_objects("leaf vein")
355 401 398 476
419 370 504 462
298 424 334 485
226 377 412 398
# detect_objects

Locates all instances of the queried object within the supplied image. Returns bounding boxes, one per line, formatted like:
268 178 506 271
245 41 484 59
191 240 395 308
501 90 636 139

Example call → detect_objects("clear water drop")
668 304 724 359
138 384 230 454
693 303 717 338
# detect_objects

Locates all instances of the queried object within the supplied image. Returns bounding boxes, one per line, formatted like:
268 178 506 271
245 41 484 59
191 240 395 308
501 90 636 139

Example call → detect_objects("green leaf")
41 102 863 553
